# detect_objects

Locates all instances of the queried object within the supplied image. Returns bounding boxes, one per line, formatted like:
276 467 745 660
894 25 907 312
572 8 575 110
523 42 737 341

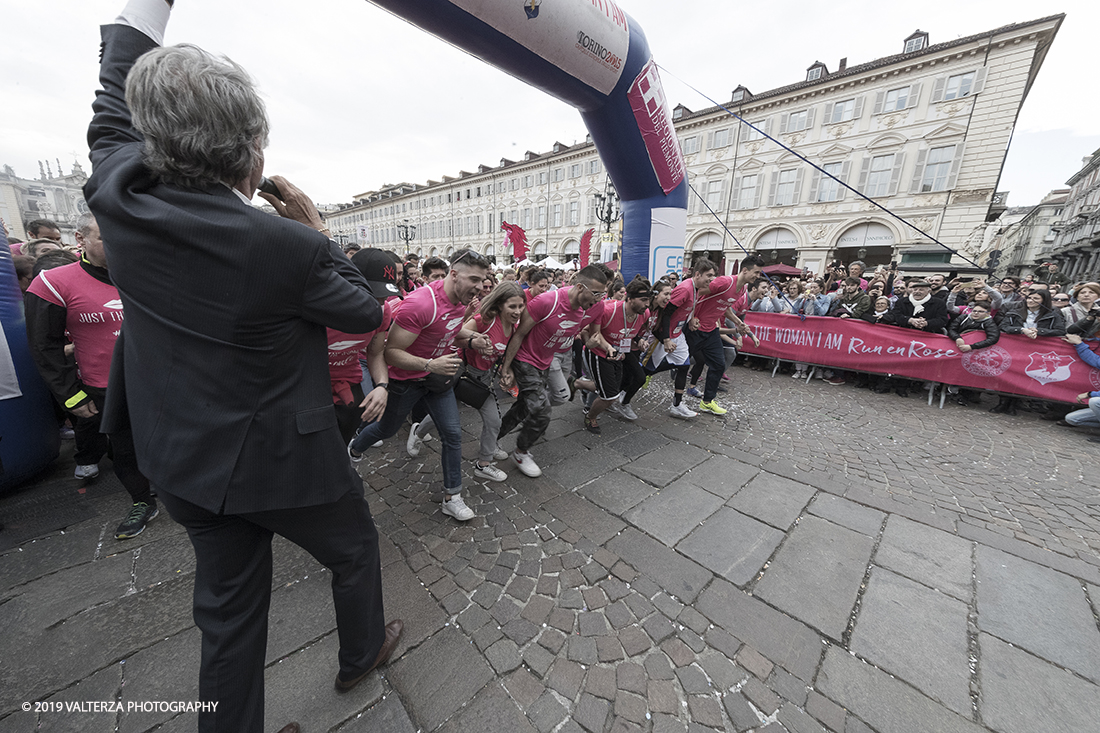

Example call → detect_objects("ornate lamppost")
397 219 416 255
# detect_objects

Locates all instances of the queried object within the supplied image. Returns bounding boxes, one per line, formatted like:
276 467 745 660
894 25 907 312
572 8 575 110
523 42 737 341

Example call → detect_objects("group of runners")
341 247 767 522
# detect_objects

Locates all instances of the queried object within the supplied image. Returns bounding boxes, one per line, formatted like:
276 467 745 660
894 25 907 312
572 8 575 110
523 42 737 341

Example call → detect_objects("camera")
257 177 284 201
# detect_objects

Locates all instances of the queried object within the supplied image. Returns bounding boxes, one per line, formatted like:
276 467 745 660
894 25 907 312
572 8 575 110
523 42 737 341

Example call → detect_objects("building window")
806 66 823 81
587 159 601 175
553 168 564 182
522 208 533 229
825 98 858 124
709 128 732 148
736 174 760 209
568 201 579 226
538 171 548 185
705 180 724 210
918 145 958 192
523 175 533 188
681 136 700 155
780 109 814 133
772 169 800 206
883 87 909 112
904 36 925 53
943 72 975 101
538 206 547 228
569 164 581 178
816 161 847 202
743 119 767 142
865 154 895 197
731 89 745 103
552 204 562 227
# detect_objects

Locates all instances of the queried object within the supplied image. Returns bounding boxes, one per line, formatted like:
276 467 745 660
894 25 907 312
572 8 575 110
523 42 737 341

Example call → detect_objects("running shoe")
567 376 577 402
605 402 623 417
823 377 846 386
584 415 601 435
791 371 804 380
74 464 100 480
114 502 159 540
512 450 542 477
698 400 728 415
493 448 509 461
473 462 508 482
618 404 639 421
347 440 364 463
59 426 75 440
407 423 424 457
721 372 730 382
669 403 697 419
685 387 702 398
442 494 476 521
507 384 519 398
643 375 652 390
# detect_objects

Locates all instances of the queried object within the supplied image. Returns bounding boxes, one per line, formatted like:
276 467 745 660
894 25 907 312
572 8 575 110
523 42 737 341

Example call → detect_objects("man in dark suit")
84 2 401 731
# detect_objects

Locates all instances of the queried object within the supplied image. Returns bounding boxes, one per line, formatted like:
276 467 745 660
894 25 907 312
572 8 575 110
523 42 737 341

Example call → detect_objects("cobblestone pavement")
2 365 1099 733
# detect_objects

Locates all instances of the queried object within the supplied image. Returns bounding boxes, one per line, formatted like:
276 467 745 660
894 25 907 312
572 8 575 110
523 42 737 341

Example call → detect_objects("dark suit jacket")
85 24 381 513
889 296 949 333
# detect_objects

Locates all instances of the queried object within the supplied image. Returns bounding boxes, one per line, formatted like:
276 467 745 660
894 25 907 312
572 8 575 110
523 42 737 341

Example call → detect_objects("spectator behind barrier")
891 279 948 333
996 289 1066 339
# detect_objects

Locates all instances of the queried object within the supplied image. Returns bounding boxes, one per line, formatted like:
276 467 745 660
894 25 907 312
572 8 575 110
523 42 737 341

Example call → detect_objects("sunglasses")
576 282 607 301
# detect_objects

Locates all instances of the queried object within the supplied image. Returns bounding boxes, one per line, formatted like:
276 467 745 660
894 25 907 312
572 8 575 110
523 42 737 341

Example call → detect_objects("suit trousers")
158 488 386 733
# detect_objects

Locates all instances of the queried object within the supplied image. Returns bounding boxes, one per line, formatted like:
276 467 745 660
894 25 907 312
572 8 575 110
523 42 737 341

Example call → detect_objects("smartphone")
258 176 284 201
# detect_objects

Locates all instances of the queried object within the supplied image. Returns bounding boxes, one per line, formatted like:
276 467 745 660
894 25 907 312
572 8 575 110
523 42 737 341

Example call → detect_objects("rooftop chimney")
838 58 847 72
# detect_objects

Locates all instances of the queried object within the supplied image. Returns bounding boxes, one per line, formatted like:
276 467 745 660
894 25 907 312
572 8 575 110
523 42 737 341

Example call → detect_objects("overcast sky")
2 0 1096 210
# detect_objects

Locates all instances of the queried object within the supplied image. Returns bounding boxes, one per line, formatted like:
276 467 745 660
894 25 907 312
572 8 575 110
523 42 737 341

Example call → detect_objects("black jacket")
947 314 1000 350
85 24 381 513
996 304 1066 338
889 296 949 333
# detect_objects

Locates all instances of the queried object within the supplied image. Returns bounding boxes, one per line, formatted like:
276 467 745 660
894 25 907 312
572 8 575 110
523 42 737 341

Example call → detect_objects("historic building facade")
0 161 89 244
1038 149 1100 283
325 15 1062 275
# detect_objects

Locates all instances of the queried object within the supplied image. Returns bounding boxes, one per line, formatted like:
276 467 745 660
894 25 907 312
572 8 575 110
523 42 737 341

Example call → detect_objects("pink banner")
740 313 1099 403
627 60 685 196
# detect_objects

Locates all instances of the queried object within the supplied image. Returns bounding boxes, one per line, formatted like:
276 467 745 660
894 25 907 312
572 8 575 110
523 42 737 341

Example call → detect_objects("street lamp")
593 179 621 234
397 219 416 255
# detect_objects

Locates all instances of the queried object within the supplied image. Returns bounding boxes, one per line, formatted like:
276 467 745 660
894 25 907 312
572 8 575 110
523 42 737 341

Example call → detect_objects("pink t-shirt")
589 300 649 359
327 298 395 383
667 279 699 339
27 261 123 389
466 313 512 372
516 287 606 370
695 276 743 331
389 279 467 381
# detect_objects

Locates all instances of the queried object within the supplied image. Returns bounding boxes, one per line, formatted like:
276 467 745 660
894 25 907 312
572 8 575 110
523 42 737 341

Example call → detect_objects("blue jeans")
350 379 463 494
1066 397 1100 428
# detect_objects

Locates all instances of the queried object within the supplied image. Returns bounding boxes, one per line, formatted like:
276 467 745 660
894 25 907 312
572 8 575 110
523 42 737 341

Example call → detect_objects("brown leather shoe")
275 724 300 733
334 619 404 692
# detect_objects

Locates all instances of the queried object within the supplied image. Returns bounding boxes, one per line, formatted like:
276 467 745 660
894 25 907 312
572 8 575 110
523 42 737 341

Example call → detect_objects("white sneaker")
407 423 424 457
347 440 364 464
74 463 99 480
512 451 542 477
372 440 383 448
492 448 509 461
605 402 623 417
619 404 639 421
442 494 475 521
474 462 508 482
669 404 697 419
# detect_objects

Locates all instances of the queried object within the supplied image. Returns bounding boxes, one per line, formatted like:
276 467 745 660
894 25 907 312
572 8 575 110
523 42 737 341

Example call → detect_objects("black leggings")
648 357 689 391
620 352 646 406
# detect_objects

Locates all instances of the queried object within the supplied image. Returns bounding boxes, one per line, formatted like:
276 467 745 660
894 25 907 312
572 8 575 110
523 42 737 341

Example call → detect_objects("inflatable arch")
1 231 61 492
366 0 689 280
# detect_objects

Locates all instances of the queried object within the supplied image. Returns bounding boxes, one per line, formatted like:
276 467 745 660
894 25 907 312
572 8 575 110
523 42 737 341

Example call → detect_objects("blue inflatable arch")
366 0 689 280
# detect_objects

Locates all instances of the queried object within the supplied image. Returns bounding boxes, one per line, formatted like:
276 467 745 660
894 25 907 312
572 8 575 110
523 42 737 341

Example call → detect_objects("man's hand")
662 338 674 352
1077 392 1090 404
257 175 325 231
428 354 463 376
958 344 972 353
1063 333 1083 345
500 367 515 389
71 402 99 419
358 386 388 424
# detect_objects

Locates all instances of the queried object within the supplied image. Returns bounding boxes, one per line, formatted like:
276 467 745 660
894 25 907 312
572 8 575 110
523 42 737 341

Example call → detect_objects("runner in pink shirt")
24 212 155 540
348 249 494 522
574 276 653 433
499 264 609 478
685 254 764 413
646 258 718 419
328 249 402 443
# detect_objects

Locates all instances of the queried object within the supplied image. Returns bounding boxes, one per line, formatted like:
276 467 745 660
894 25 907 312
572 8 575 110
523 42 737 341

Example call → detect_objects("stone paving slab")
620 443 711 488
676 507 784 586
975 545 1100 683
806 493 885 537
33 663 122 733
117 629 200 733
817 647 984 733
335 693 416 732
979 632 1100 733
754 515 875 640
850 567 971 715
606 528 711 604
577 469 659 515
388 626 494 731
727 473 818 531
678 454 759 499
874 516 973 602
623 482 725 546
